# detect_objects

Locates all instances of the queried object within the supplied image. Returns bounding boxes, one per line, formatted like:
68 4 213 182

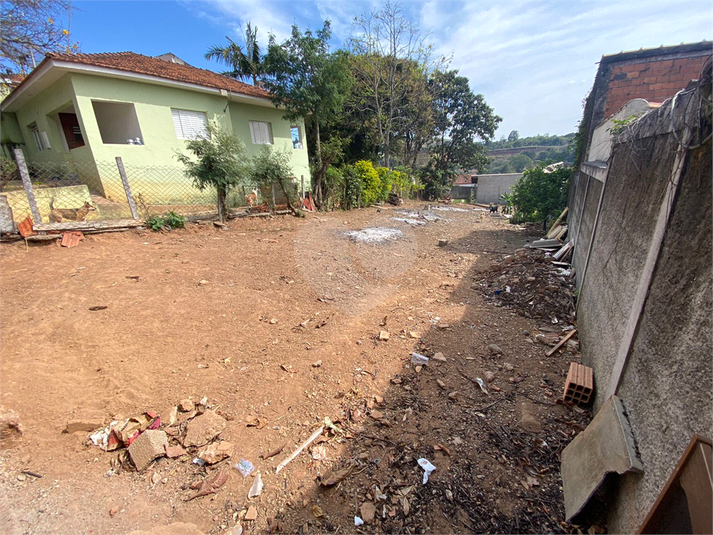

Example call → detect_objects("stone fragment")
488 344 503 355
409 331 420 339
128 430 168 471
244 506 258 521
199 441 234 464
432 352 447 362
184 411 226 447
178 399 194 413
311 360 322 368
161 406 178 427
378 331 390 341
503 362 514 371
360 502 376 523
484 371 496 383
438 239 448 247
165 445 187 458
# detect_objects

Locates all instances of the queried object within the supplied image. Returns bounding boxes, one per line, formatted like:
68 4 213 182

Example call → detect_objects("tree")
508 130 519 142
205 22 264 85
248 145 302 216
175 123 250 222
263 21 351 208
423 69 500 198
349 1 432 168
510 163 572 229
1 0 73 73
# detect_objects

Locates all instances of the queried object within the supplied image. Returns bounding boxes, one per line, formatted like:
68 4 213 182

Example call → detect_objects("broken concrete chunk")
244 506 258 521
199 441 234 464
165 445 187 458
438 239 448 247
311 360 322 368
161 406 178 427
503 362 514 371
128 430 168 471
561 396 643 521
432 352 447 362
378 331 390 341
184 411 226 447
178 399 194 413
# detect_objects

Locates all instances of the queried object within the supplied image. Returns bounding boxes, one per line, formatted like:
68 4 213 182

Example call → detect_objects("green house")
0 52 311 211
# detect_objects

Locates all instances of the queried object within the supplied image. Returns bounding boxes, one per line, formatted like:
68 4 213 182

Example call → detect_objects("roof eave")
2 59 275 112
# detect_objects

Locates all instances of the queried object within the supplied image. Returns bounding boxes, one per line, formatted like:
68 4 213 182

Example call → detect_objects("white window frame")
290 125 303 149
249 121 273 145
171 109 208 140
30 125 44 151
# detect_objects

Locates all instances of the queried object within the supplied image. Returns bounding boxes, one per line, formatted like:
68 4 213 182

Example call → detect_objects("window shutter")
172 109 184 138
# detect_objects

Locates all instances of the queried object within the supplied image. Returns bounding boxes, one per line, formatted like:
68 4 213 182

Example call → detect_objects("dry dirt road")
0 202 589 535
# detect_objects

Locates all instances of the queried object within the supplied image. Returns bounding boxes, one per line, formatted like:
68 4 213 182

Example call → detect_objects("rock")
370 410 384 420
128 430 168 471
17 473 26 481
244 506 258 521
360 502 376 523
373 395 384 404
432 352 447 362
161 406 178 427
198 280 209 286
184 411 226 447
484 371 496 383
199 441 234 464
165 445 187 458
438 239 448 247
311 360 322 368
269 318 278 324
178 399 194 412
519 401 543 433
0 406 23 446
378 331 390 341
488 344 503 355
503 362 514 371
409 331 420 339
109 505 120 517
437 379 446 388
65 418 104 434
448 391 459 399
436 323 450 330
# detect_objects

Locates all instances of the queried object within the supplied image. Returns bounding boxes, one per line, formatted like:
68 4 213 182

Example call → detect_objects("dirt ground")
0 202 591 535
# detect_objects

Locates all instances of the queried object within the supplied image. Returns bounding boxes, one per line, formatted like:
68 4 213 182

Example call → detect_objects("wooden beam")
546 329 577 357
548 207 568 233
14 149 42 224
115 157 139 220
33 219 143 231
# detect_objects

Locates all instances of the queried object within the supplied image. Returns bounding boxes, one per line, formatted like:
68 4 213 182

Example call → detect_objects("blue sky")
69 0 711 138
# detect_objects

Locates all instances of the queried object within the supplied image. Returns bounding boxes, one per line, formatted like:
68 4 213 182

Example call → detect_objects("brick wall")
604 54 709 117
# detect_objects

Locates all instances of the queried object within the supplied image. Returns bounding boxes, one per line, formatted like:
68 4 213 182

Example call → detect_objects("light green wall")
7 71 312 204
1 111 24 144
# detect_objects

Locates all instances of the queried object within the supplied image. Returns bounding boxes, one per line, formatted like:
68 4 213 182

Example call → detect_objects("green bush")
146 211 186 231
511 163 572 227
355 160 381 205
340 164 363 210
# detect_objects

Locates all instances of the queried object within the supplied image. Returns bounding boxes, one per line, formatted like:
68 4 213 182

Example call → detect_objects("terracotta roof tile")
31 51 271 100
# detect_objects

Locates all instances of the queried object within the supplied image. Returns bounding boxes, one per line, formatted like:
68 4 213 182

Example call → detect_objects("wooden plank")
546 224 562 239
679 442 713 534
115 157 139 219
548 207 568 233
546 329 577 357
14 149 42 223
33 218 143 231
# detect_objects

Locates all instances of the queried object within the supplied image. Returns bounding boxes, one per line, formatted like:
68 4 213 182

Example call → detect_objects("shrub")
146 211 186 231
355 160 381 205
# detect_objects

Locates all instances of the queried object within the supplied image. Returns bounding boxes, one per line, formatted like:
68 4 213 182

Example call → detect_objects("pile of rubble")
477 248 576 323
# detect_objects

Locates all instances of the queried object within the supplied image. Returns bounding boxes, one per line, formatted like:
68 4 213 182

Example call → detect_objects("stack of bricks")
604 55 710 118
563 362 594 406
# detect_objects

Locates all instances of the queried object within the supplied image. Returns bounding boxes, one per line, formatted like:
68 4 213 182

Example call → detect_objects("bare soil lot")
0 202 588 535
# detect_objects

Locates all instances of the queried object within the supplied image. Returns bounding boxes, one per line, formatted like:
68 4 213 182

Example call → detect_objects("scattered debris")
488 344 503 355
411 353 429 366
546 329 578 357
198 441 234 464
320 466 353 487
88 306 108 311
248 472 263 498
233 459 255 478
260 443 286 460
128 430 168 471
165 445 187 458
61 231 85 248
311 360 322 368
438 239 449 247
475 378 488 395
178 399 194 412
354 517 364 527
244 506 258 521
432 352 447 362
344 227 403 244
378 331 390 341
275 426 324 474
184 411 226 447
186 468 229 501
417 458 436 484
360 502 376 523
563 362 594 405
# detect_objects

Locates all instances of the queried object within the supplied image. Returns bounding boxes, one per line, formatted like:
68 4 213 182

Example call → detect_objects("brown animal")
245 188 258 207
49 198 96 223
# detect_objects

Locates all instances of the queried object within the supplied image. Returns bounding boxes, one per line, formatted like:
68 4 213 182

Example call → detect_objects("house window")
171 109 208 140
291 125 303 149
249 121 273 145
29 125 44 151
92 101 144 144
59 113 85 150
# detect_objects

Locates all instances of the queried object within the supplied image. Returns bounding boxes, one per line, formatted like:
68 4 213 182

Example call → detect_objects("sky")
66 0 712 139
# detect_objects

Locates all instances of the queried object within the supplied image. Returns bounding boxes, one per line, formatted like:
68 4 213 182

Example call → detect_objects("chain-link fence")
0 148 270 231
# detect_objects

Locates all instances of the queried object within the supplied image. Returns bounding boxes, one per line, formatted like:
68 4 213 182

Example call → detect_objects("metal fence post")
115 157 139 220
14 148 42 223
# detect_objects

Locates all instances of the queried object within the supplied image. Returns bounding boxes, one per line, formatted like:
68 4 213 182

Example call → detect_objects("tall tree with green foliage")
205 22 264 85
510 163 572 229
263 21 351 208
423 69 500 198
175 123 250 222
248 145 302 216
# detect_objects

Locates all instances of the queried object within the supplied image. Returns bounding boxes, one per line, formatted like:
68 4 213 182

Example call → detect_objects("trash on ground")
411 353 429 366
319 466 353 487
248 471 263 498
475 377 488 395
417 458 437 484
186 468 229 501
234 459 255 478
354 516 364 526
260 443 286 460
275 426 324 474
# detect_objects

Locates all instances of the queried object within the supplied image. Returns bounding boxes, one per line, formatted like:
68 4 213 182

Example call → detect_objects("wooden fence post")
115 157 139 220
14 148 42 223
301 175 305 198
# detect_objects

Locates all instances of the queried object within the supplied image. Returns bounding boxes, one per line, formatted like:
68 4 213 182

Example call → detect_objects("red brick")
563 362 594 405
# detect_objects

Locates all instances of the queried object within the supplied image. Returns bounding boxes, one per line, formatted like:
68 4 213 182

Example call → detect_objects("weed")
146 211 186 231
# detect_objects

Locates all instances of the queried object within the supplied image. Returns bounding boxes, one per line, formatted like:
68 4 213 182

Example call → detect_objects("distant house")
0 52 310 203
450 171 522 204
